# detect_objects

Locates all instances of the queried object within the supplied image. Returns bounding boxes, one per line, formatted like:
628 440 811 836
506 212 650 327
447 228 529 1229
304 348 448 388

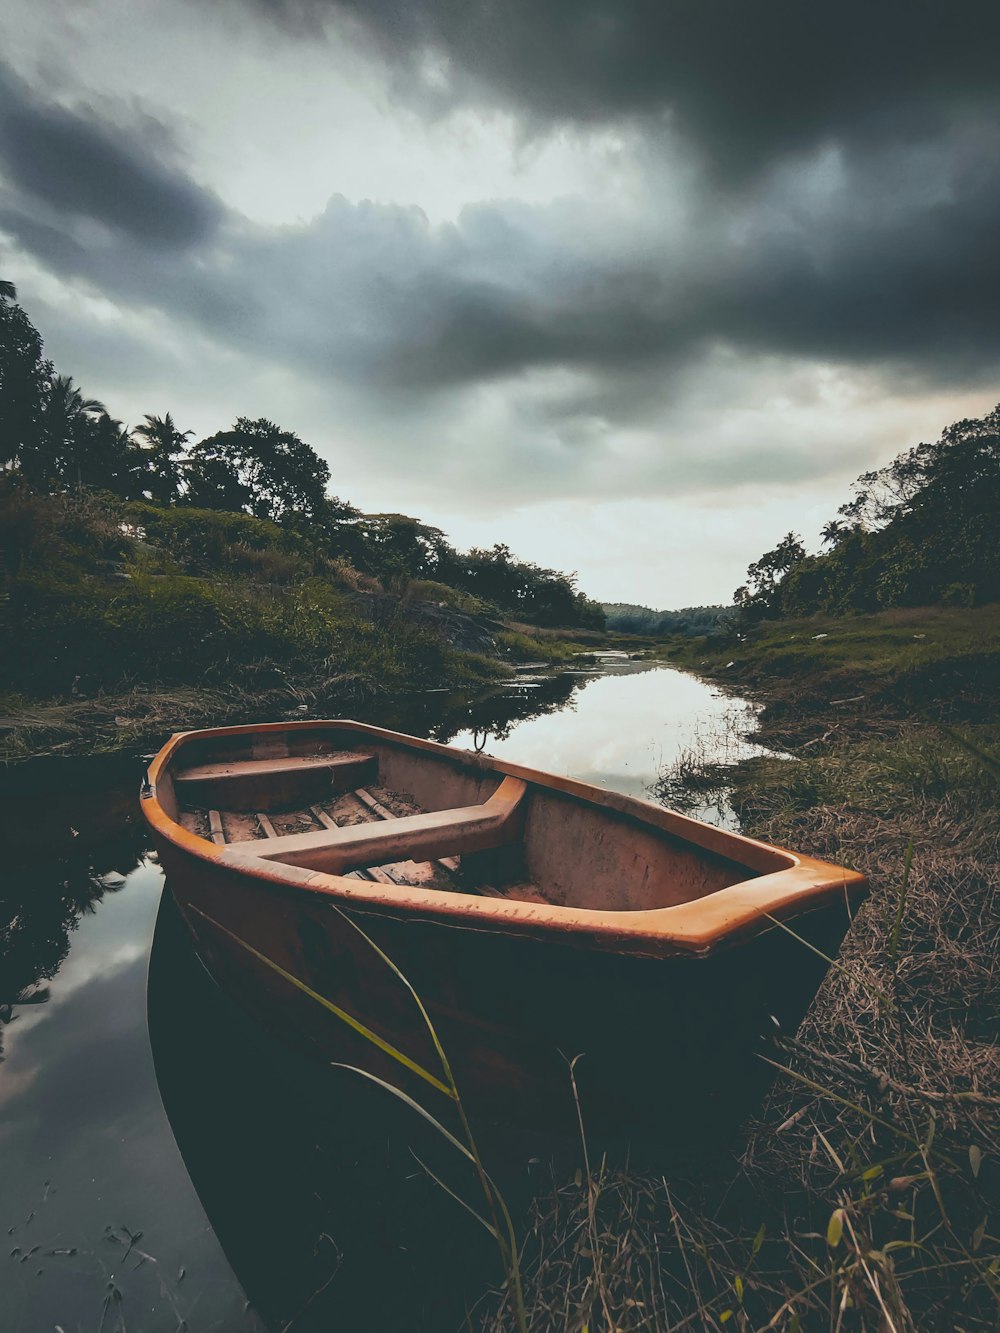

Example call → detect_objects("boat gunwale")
141 719 867 956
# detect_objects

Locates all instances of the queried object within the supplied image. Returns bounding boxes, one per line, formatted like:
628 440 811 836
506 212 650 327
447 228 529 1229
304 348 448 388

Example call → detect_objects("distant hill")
602 603 733 635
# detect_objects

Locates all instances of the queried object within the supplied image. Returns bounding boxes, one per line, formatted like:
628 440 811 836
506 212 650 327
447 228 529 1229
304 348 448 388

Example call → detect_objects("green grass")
495 626 601 662
727 723 1000 824
661 603 1000 700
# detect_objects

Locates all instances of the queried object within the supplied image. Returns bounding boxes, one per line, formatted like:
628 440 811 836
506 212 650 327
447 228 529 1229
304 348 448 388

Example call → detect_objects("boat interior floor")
177 758 549 905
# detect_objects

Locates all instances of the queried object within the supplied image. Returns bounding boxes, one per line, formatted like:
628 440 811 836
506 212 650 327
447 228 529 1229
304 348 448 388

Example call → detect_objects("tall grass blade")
328 1063 475 1163
410 1152 500 1241
328 910 529 1330
188 906 453 1097
761 911 891 1005
331 905 459 1093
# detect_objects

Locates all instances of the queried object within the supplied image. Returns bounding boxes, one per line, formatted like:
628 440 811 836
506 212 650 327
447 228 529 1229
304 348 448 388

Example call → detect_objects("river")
0 663 764 1331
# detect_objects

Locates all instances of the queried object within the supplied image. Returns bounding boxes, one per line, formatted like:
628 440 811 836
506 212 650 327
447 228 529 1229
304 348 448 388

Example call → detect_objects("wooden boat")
141 719 866 1140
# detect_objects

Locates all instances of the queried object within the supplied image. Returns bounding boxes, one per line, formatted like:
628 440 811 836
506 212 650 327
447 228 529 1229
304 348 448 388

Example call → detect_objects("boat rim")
141 719 867 958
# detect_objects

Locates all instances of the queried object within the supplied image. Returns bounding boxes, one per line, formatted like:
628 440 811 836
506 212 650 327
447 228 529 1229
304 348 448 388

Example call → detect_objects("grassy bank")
0 613 505 763
0 490 612 763
487 605 999 1331
661 603 1000 718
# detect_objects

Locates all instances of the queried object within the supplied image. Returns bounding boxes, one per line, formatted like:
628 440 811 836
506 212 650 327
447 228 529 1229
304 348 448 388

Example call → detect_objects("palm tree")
133 412 193 503
820 519 846 546
42 375 107 489
0 278 16 302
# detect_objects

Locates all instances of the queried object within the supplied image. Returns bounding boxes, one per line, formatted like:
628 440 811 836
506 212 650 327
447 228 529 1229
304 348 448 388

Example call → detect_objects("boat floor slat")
308 804 339 831
354 787 461 873
203 784 548 903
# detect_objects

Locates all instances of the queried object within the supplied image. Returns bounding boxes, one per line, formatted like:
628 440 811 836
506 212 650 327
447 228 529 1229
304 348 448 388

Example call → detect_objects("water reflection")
374 668 583 747
449 664 763 823
0 765 257 1332
0 761 148 1036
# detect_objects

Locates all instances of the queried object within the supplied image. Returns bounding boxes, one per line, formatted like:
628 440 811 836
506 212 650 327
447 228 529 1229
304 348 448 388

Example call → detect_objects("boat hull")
154 832 851 1141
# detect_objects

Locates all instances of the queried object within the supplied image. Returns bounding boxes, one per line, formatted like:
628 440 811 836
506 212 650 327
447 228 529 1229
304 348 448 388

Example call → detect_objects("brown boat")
141 719 866 1140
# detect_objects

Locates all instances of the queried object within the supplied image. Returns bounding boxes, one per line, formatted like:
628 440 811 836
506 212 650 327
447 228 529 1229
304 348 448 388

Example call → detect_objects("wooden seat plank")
308 804 340 831
176 753 374 783
176 752 378 812
221 778 526 875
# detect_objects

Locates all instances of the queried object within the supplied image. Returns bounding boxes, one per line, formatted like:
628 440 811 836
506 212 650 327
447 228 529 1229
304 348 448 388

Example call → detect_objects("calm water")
0 665 763 1331
449 662 761 813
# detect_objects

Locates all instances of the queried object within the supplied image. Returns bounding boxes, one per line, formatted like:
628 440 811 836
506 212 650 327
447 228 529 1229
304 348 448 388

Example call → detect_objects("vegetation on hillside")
734 405 1000 621
662 603 1000 722
0 280 612 758
0 281 604 638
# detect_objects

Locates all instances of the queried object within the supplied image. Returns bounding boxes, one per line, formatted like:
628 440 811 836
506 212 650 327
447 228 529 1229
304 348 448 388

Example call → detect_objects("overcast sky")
3 1 999 605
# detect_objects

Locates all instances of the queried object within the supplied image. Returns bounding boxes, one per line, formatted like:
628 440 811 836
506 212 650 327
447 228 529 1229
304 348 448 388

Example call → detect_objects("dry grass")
0 670 381 762
483 676 999 1333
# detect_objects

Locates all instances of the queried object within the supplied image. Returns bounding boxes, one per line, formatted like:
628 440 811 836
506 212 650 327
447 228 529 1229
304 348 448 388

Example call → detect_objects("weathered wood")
256 812 278 838
208 810 226 846
354 786 398 822
308 804 339 831
175 752 377 812
227 779 526 875
178 754 373 782
354 787 461 872
364 865 401 886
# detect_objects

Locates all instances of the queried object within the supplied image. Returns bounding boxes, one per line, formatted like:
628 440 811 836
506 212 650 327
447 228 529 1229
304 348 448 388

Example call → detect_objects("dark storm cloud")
7 113 1000 406
4 5 1000 502
0 62 224 249
250 0 1000 178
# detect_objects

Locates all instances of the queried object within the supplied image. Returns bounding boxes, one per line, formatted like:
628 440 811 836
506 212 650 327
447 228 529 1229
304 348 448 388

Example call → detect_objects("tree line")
0 282 604 630
733 406 1000 622
602 603 732 635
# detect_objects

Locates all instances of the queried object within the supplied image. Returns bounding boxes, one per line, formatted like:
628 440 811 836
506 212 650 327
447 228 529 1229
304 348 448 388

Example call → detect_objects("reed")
207 905 529 1333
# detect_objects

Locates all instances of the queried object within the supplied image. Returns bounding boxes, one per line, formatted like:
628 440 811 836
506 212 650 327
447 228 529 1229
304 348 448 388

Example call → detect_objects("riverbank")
0 621 618 764
0 486 609 763
0 645 502 764
488 604 1000 1331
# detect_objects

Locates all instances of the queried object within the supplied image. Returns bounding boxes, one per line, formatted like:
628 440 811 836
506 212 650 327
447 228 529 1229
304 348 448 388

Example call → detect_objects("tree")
446 542 605 628
184 417 330 521
359 513 453 585
35 375 108 490
133 413 192 504
1 287 141 497
0 286 48 474
734 532 806 618
737 404 1000 619
76 414 147 496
